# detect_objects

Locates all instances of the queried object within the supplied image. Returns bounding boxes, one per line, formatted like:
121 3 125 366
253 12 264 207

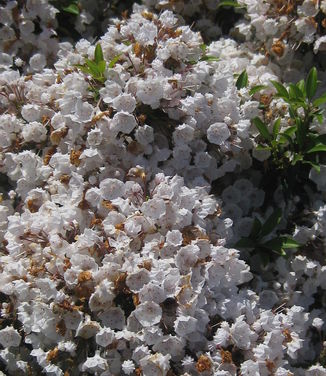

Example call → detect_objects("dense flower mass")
0 0 326 375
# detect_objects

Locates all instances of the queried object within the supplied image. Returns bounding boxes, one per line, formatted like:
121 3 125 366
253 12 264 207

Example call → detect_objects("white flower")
174 315 198 336
166 230 183 247
21 104 41 122
29 53 46 71
136 78 164 108
112 93 136 113
230 316 257 350
0 326 21 347
175 245 199 273
96 328 115 347
22 122 47 143
126 268 151 293
207 122 231 145
141 198 166 220
122 360 135 375
112 111 137 134
81 351 108 373
99 178 125 200
134 302 162 327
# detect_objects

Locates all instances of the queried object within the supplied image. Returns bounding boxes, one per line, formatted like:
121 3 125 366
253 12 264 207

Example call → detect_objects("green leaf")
253 117 271 141
235 238 256 248
302 160 321 172
305 67 317 101
218 0 246 8
295 117 306 150
249 85 267 96
249 217 262 239
291 153 303 165
282 126 297 137
280 237 300 248
236 70 248 90
200 43 207 53
97 60 106 74
307 143 326 154
94 43 104 64
279 133 293 145
270 80 289 99
313 92 326 107
85 58 101 77
108 54 121 68
288 83 304 100
200 55 220 62
288 105 297 119
297 79 306 96
256 145 271 151
272 118 281 139
260 208 282 238
62 3 80 15
262 237 285 255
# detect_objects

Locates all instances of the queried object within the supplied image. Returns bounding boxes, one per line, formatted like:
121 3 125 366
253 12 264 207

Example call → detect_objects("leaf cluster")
75 44 107 84
251 67 326 175
235 208 299 259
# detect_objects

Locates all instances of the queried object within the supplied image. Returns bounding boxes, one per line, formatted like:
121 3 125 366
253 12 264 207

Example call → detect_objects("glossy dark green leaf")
305 67 317 100
236 70 248 90
302 160 321 172
307 143 326 154
313 92 326 107
249 85 267 96
291 153 303 165
253 117 271 141
282 126 297 136
280 237 300 248
249 217 262 239
270 80 289 99
288 83 304 100
296 117 306 150
296 79 305 96
62 3 79 15
94 43 104 64
272 118 281 139
235 238 256 248
97 60 106 74
260 208 282 238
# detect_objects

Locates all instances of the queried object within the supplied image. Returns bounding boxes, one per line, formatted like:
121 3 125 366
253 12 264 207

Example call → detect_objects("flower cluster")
0 1 326 375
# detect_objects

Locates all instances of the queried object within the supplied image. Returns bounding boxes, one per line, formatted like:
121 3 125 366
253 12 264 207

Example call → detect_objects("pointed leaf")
249 217 262 239
62 4 80 15
262 237 283 252
291 153 303 165
302 160 320 172
307 143 326 154
282 126 297 137
249 85 267 96
280 237 300 248
305 67 317 100
260 208 282 238
295 117 306 150
236 70 248 90
270 80 289 99
94 43 104 64
108 54 121 68
288 83 304 99
218 0 246 8
235 238 256 248
297 79 306 96
200 55 220 62
85 58 101 76
272 118 281 139
253 117 271 141
97 60 106 74
256 145 271 151
313 92 326 107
